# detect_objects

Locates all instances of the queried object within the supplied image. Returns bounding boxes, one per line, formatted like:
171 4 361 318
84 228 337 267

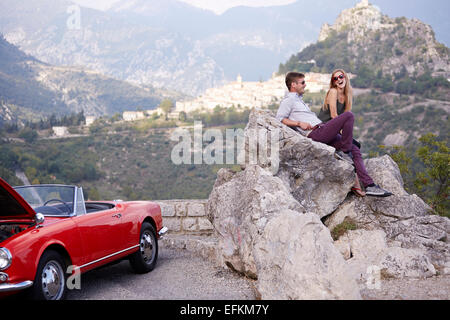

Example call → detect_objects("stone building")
123 111 146 121
52 126 69 137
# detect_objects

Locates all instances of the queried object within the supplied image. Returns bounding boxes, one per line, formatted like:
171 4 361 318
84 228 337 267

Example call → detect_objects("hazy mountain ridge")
0 35 182 123
0 0 358 96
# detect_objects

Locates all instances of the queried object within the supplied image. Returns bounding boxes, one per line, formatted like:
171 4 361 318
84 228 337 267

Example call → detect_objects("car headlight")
0 248 12 270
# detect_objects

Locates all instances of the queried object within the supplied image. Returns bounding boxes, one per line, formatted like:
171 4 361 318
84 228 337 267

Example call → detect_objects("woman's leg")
352 177 366 196
308 112 354 152
322 133 375 188
350 143 374 188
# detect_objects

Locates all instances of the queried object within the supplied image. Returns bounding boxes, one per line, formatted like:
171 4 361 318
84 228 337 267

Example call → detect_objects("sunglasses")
296 80 306 85
333 74 345 82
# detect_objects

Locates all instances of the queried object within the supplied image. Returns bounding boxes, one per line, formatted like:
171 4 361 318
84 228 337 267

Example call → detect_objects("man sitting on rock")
276 71 392 197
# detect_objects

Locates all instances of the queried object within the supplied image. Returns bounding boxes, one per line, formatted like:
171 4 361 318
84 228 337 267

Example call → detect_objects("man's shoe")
335 150 353 164
365 184 393 197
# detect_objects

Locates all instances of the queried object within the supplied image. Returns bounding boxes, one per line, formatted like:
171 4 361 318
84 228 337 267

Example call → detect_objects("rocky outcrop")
207 165 305 279
208 109 361 299
317 0 449 77
334 229 437 281
207 108 449 299
325 155 450 278
319 0 385 43
207 165 361 299
241 108 355 218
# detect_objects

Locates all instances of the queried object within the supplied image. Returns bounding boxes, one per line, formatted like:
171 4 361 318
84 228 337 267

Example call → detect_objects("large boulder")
207 165 304 279
242 108 355 218
207 108 449 300
334 229 437 281
325 155 450 277
207 165 361 299
255 209 361 299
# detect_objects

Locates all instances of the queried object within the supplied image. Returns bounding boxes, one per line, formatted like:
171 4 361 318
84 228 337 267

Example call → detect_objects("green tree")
87 187 100 201
178 111 187 122
414 133 449 217
18 128 38 143
379 145 411 179
25 166 37 181
159 99 174 120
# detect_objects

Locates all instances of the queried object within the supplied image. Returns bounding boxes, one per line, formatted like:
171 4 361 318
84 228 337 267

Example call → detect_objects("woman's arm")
327 89 338 118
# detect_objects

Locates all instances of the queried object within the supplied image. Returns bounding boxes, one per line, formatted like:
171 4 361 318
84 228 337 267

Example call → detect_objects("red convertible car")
0 178 167 300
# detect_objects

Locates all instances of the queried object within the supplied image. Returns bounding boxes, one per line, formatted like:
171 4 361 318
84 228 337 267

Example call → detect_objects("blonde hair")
322 69 353 111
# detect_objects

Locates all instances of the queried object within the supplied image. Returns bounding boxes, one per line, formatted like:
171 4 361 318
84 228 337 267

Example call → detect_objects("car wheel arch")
143 217 156 233
36 244 72 275
29 247 69 300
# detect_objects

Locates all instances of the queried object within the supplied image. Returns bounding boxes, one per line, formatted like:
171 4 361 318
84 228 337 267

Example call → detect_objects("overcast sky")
72 0 298 14
70 0 449 46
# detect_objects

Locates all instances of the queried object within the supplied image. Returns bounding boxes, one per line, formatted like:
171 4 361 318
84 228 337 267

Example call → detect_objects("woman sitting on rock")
318 69 365 197
318 69 352 123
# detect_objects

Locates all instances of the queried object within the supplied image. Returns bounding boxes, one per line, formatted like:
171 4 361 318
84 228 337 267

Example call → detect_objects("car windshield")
14 185 75 216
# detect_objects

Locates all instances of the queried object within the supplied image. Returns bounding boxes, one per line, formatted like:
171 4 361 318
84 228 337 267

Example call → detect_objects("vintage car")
0 178 167 300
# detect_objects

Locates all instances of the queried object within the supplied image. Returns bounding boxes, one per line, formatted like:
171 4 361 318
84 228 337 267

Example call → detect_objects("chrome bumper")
0 280 33 292
158 226 168 238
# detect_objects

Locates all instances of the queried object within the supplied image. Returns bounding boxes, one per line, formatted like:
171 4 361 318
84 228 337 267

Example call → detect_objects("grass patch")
331 217 358 241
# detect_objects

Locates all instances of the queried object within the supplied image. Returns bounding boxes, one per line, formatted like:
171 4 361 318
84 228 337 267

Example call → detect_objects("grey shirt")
276 92 322 134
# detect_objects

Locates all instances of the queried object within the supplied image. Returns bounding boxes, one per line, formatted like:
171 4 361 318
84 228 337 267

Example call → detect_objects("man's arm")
276 97 313 131
281 118 313 131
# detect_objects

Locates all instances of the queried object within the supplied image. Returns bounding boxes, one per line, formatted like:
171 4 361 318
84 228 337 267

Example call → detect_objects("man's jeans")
308 112 374 187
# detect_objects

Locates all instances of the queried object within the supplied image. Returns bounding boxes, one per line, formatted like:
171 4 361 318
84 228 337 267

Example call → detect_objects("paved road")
66 246 256 300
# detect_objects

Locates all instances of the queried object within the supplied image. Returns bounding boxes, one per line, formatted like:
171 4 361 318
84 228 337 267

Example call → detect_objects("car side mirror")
35 213 45 227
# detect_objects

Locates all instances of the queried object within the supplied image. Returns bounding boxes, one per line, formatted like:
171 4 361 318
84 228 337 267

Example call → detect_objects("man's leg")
308 112 354 152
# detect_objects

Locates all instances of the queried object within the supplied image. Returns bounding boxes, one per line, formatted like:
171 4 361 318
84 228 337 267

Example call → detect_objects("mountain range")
0 35 183 123
1 0 448 97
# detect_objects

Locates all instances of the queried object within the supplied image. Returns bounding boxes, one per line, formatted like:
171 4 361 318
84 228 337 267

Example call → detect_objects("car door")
72 206 124 268
114 201 142 249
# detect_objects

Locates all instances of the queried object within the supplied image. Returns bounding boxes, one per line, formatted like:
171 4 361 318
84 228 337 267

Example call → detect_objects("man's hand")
297 121 313 131
282 119 313 130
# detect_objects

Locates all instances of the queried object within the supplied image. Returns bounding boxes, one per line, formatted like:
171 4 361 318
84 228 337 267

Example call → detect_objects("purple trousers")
308 112 374 187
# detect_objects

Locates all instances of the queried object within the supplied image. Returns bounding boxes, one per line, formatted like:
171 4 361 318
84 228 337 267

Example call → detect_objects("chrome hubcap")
140 231 155 264
41 261 64 300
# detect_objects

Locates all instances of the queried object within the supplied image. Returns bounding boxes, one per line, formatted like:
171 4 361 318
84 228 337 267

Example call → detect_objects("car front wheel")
30 250 67 300
129 222 158 274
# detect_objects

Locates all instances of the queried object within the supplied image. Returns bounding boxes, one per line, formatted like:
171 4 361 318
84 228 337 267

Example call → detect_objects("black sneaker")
335 150 353 164
365 184 393 197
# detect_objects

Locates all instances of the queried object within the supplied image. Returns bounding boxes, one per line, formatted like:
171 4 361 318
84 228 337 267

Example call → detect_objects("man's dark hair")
285 72 305 90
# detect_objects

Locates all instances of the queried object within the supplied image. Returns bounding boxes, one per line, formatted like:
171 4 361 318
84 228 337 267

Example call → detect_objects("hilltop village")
122 73 331 122
43 72 331 137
